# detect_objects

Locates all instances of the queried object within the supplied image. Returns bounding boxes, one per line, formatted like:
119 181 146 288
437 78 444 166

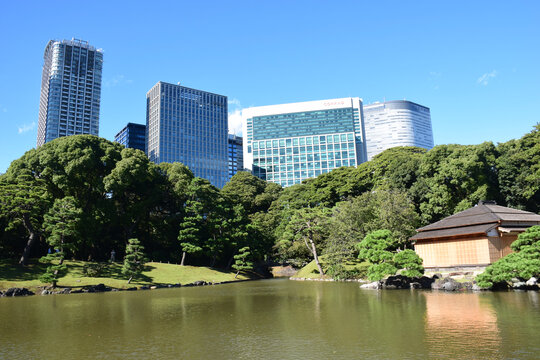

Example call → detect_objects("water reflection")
423 292 501 359
1 281 540 359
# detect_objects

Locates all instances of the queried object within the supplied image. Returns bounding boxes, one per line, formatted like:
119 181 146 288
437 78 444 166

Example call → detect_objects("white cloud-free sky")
1 0 539 172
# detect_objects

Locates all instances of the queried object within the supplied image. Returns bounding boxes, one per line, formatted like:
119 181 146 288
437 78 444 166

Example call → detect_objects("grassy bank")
293 256 369 279
0 259 251 292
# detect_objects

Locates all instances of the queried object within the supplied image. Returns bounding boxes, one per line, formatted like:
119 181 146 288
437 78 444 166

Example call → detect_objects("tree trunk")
309 237 324 276
235 271 239 279
19 216 37 266
210 255 216 268
128 276 133 284
226 255 235 269
180 251 186 266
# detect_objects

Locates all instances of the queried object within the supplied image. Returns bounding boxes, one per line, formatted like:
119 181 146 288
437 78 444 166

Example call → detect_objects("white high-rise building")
363 100 434 160
37 39 103 147
242 98 367 187
243 98 434 187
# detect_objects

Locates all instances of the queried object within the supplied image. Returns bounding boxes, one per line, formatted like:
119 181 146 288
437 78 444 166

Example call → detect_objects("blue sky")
1 1 539 173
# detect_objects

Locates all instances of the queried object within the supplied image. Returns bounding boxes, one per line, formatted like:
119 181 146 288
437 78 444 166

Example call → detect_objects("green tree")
39 196 83 287
4 135 124 260
327 189 419 254
497 125 540 213
104 148 162 243
122 238 148 283
393 249 424 278
415 142 500 224
357 230 424 281
0 171 48 265
476 226 540 288
232 246 254 278
178 178 219 265
222 172 281 214
279 207 331 275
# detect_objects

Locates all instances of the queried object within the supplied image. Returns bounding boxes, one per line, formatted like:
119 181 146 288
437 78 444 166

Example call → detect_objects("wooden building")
411 201 540 269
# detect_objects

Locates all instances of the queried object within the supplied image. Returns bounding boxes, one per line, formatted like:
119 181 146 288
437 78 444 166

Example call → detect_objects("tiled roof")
412 204 540 241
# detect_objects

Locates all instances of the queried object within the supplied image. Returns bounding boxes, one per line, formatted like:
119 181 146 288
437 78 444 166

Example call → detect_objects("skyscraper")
114 123 146 152
146 81 229 188
363 100 434 160
242 98 367 187
37 39 103 146
228 134 244 180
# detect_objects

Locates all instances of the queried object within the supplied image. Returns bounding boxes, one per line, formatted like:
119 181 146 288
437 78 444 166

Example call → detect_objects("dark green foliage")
38 196 82 286
2 124 540 276
358 230 396 264
415 142 500 224
358 230 424 281
0 171 49 265
122 238 148 283
393 249 424 278
367 262 398 282
39 252 67 287
496 125 540 213
82 262 108 277
277 207 331 270
476 226 540 288
232 246 254 278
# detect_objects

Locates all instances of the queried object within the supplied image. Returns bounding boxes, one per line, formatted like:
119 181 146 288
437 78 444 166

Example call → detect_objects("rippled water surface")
1 279 539 359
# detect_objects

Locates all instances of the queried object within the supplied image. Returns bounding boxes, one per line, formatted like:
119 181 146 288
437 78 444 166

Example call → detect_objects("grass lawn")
0 259 250 292
293 255 369 279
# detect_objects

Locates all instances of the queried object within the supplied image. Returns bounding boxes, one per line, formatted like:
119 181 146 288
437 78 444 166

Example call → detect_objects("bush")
83 262 108 277
476 226 540 288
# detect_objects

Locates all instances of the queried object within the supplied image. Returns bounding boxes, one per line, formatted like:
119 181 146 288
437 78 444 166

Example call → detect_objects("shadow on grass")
0 259 48 281
78 262 155 284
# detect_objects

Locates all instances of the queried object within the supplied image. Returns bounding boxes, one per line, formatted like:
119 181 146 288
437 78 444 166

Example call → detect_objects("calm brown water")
1 279 539 359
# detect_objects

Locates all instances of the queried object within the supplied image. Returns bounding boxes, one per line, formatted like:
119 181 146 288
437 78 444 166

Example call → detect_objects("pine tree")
122 238 148 283
232 247 254 278
39 196 82 287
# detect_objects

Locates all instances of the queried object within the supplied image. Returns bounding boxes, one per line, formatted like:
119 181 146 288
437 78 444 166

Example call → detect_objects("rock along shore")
290 274 540 292
0 279 253 298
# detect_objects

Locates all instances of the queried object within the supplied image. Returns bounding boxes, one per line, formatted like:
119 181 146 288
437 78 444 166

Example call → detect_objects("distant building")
242 98 367 187
114 123 146 152
146 81 229 188
411 201 540 269
363 100 434 160
37 38 103 146
228 134 243 180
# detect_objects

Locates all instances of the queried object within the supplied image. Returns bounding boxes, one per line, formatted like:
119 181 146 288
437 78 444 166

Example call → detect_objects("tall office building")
37 38 103 146
363 100 433 160
242 98 367 187
146 81 229 188
228 134 244 180
114 123 146 152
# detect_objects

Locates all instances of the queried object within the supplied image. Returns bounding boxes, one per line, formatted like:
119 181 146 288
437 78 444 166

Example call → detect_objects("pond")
1 279 539 359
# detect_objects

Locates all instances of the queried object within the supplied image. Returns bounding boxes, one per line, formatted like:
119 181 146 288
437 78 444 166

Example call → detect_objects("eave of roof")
411 223 498 241
416 204 540 233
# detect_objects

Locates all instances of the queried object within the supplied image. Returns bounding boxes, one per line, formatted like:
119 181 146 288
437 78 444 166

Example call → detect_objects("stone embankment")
1 280 245 298
291 274 540 291
360 274 540 291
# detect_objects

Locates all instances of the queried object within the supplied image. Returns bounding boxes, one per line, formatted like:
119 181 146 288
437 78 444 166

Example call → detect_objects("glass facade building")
228 134 244 180
363 100 434 160
146 82 229 188
114 123 146 152
37 39 103 146
242 98 366 187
